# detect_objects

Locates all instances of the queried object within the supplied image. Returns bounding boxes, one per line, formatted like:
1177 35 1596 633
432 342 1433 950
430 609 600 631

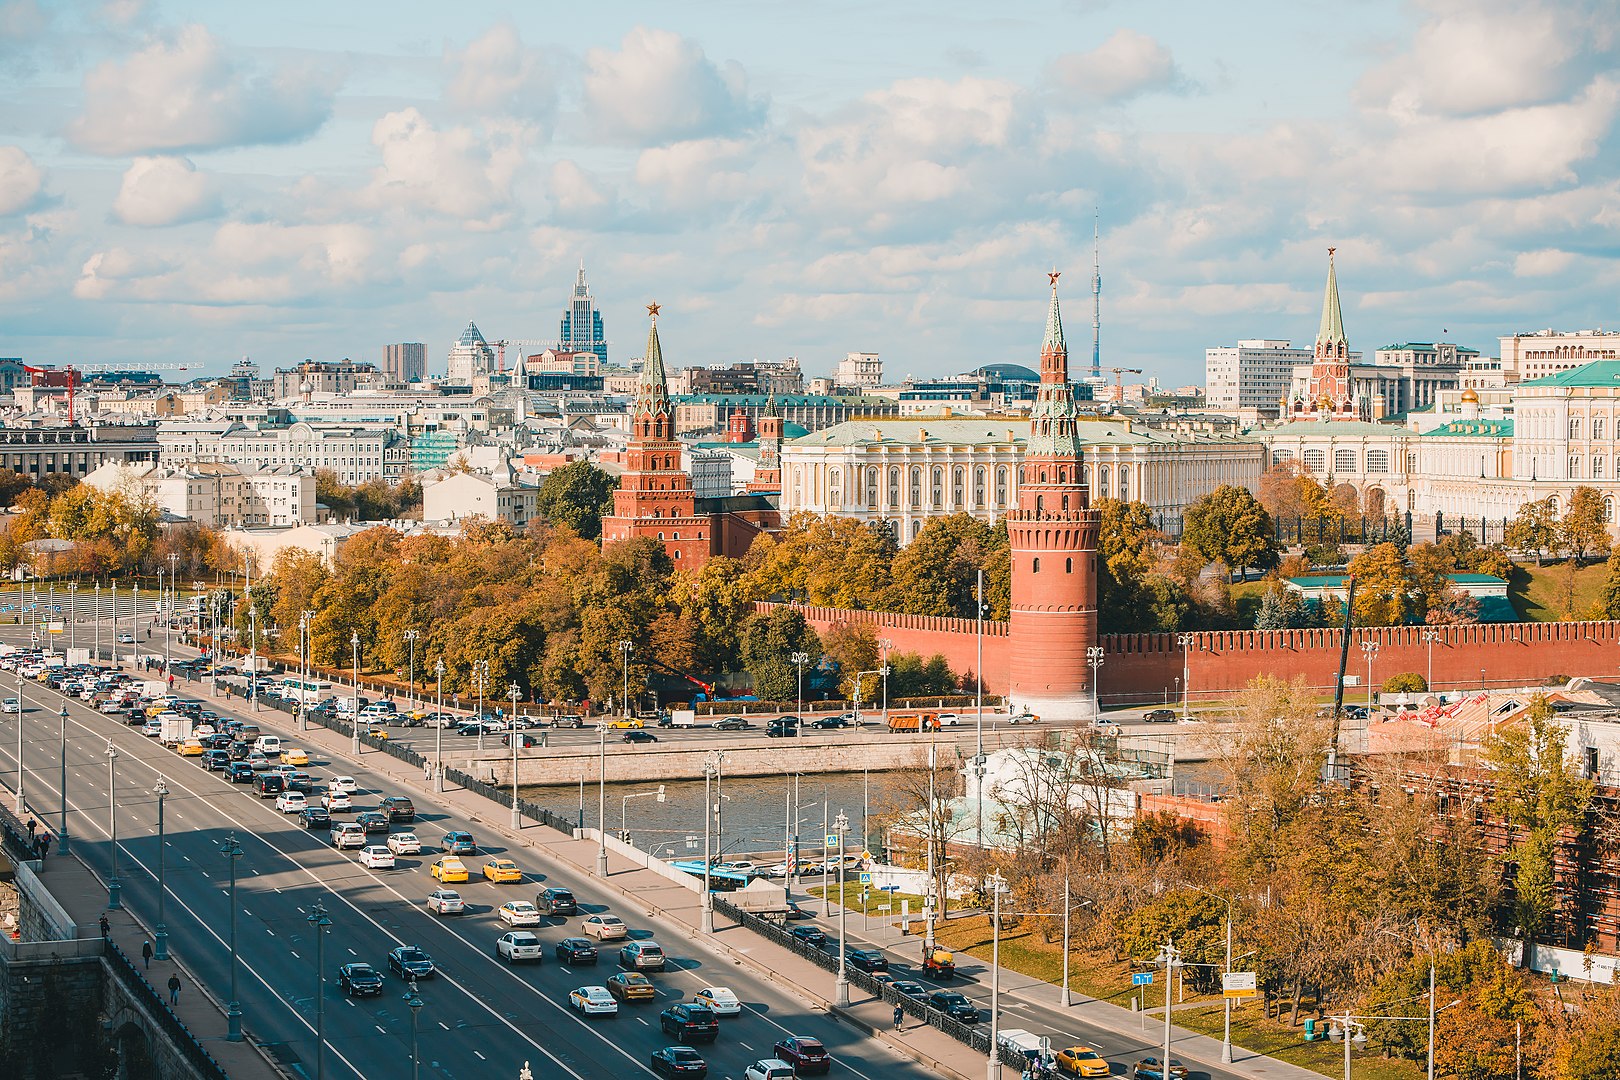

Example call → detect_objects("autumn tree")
1180 485 1280 576
744 513 895 609
1256 459 1336 527
886 513 1004 618
1560 485 1611 564
1505 497 1558 566
820 620 879 699
1094 499 1187 633
536 460 617 540
1346 542 1421 626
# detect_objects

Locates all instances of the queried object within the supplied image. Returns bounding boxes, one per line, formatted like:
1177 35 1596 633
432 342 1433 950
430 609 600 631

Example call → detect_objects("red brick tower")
600 303 713 567
1007 273 1101 721
746 395 784 494
1298 247 1355 417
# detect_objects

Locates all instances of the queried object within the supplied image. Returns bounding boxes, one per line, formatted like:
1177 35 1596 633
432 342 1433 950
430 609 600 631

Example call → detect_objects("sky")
0 0 1616 386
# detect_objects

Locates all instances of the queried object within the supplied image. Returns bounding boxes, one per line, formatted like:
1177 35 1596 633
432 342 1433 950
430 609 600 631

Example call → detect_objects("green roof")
1317 252 1347 349
795 416 1251 449
1422 419 1513 438
1260 419 1402 436
675 393 891 408
1378 342 1481 355
1517 360 1620 388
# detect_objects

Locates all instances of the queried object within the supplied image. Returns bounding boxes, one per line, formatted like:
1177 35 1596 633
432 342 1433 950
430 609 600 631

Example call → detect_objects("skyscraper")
559 263 608 365
383 342 426 383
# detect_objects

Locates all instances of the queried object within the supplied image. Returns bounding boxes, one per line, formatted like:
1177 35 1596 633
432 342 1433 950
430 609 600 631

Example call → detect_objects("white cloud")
444 21 556 125
1515 249 1576 277
364 108 529 224
548 160 616 223
583 27 763 144
112 156 221 227
1049 29 1183 102
68 24 338 155
0 145 44 216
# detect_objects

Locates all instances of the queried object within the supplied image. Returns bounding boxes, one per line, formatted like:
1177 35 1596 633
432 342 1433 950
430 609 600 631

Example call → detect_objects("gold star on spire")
647 301 661 319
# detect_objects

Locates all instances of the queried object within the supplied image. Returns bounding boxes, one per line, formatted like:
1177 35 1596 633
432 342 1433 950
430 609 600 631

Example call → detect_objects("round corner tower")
1007 273 1101 721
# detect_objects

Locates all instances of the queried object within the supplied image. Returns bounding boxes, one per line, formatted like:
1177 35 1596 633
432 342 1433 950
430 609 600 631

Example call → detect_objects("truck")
140 679 168 699
158 712 193 746
667 710 706 728
888 713 941 733
921 943 956 980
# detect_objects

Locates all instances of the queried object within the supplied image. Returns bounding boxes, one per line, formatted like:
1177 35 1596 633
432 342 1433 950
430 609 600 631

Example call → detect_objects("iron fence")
440 767 577 836
104 940 230 1080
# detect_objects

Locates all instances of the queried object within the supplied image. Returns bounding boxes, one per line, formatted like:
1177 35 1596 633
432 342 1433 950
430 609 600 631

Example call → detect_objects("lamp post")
68 582 76 650
596 723 610 875
11 663 22 814
617 640 633 721
975 568 985 730
223 832 244 1041
833 810 851 1006
1361 640 1380 713
1422 628 1439 693
153 777 169 960
879 638 892 727
1086 646 1105 718
404 977 423 1080
620 786 666 842
163 560 175 676
155 569 164 665
471 659 489 752
298 611 313 729
1157 940 1183 1080
509 681 522 829
986 870 1007 1080
433 659 445 792
702 752 721 933
790 651 808 735
307 900 331 1080
350 631 363 754
1177 632 1196 718
106 740 121 909
403 629 420 714
94 582 101 660
57 705 69 855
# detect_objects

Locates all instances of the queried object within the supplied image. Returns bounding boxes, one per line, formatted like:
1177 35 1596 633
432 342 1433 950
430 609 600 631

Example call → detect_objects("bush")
1304 542 1347 568
1382 672 1427 693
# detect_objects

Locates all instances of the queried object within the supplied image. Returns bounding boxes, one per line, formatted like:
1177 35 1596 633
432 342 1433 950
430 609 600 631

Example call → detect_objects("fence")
708 896 1027 1069
104 940 230 1080
440 767 578 835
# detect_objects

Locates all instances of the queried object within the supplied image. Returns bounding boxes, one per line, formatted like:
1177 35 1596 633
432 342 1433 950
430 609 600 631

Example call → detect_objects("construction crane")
1103 366 1143 401
20 364 80 424
485 340 547 374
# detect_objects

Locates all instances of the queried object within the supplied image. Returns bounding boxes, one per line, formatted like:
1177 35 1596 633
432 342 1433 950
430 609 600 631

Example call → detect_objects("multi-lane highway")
0 637 942 1080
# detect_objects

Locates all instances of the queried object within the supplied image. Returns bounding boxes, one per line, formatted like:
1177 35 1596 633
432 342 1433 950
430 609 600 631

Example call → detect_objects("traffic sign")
1132 972 1154 986
879 884 900 892
1223 972 1258 999
825 834 838 847
859 872 872 884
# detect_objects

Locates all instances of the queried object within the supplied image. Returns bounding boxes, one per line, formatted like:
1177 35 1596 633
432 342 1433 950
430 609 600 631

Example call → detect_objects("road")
0 633 942 1080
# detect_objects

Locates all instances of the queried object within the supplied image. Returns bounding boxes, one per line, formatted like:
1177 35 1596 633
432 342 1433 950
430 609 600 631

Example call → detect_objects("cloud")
1515 248 1576 277
548 160 617 224
1049 29 1184 102
68 24 338 155
0 146 45 216
365 108 529 224
583 27 764 144
112 156 221 227
444 20 556 125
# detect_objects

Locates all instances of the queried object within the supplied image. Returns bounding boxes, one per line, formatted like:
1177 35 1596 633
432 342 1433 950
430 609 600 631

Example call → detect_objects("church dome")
1460 387 1480 403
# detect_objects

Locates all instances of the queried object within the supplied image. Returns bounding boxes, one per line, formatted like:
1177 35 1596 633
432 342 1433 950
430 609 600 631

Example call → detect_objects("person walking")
37 833 50 859
167 973 182 1005
26 817 36 843
893 1003 904 1031
141 940 153 968
99 914 110 939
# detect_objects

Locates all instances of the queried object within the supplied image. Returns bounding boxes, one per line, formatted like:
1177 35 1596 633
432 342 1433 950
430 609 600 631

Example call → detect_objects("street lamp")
702 752 721 933
94 582 100 660
298 610 313 729
878 638 892 727
1177 633 1197 719
1086 646 1105 718
404 976 423 1080
509 681 523 830
57 705 69 855
1361 640 1380 713
11 663 22 814
350 631 362 754
153 777 169 960
472 659 489 752
833 811 851 1006
1187 884 1239 1062
790 651 808 735
975 569 985 732
433 659 446 793
1421 629 1439 693
596 722 610 876
620 785 667 841
222 832 244 1041
307 900 331 1080
67 582 76 650
403 629 420 714
617 640 633 721
1155 939 1183 1080
106 740 121 909
986 870 1007 1080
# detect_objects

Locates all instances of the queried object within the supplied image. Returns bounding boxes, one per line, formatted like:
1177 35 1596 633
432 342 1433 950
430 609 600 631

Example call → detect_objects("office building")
384 343 426 383
559 263 608 365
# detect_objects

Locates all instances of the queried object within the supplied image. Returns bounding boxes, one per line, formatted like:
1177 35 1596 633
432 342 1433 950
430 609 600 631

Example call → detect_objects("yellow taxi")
482 858 523 884
176 739 204 757
1054 1045 1111 1078
430 856 469 883
145 700 175 718
282 747 310 766
366 727 390 740
606 718 643 729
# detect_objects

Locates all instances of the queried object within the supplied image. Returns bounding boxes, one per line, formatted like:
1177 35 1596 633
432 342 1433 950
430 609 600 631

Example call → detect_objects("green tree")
1116 890 1229 990
314 469 355 520
1560 485 1611 564
885 651 957 697
1181 485 1280 575
886 513 1000 618
820 620 879 699
1346 542 1420 626
1598 546 1620 619
536 461 617 540
1095 499 1184 632
1505 497 1557 566
737 607 820 700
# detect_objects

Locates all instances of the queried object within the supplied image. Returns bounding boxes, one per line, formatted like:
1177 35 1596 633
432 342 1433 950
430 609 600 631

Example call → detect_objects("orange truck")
888 713 941 733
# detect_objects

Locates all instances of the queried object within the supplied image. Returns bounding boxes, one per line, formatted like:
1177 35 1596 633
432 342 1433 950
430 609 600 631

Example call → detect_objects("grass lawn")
811 883 1424 1080
1231 581 1269 626
1509 559 1608 621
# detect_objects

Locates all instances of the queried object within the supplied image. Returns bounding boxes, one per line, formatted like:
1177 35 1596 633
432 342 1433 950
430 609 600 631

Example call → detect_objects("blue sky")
0 0 1615 386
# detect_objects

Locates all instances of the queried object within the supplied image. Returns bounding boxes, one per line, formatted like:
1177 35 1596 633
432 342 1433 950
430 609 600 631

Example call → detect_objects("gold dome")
1460 387 1480 404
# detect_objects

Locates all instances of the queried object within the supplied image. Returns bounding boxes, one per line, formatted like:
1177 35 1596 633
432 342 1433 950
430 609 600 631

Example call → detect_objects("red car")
773 1036 831 1075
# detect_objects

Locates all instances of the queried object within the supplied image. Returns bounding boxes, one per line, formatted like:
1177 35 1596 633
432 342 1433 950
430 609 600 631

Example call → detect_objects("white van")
254 735 283 757
997 1030 1053 1068
280 678 333 705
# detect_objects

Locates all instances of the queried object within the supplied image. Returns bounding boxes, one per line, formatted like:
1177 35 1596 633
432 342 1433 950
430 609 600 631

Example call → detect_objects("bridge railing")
440 767 578 835
104 940 231 1080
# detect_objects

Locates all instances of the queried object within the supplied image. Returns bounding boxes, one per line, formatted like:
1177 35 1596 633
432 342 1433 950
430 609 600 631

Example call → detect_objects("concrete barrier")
576 828 702 893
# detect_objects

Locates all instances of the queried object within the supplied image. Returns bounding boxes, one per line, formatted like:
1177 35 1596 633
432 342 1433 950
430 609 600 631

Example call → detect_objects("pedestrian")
893 1003 904 1031
38 834 50 858
26 817 36 842
141 940 153 968
167 973 181 1005
99 914 110 939
423 761 432 782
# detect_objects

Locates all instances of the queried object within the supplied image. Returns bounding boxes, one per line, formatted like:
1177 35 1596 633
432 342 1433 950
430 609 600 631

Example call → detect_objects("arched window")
1302 449 1326 472
1550 495 1562 515
910 520 921 539
1570 456 1581 478
995 467 1008 506
952 466 964 507
674 550 681 559
865 468 878 507
1065 558 1073 573
1036 494 1044 513
888 467 900 507
931 466 943 508
1597 417 1608 440
1271 449 1294 466
1595 457 1605 479
1334 448 1357 473
1032 557 1041 573
1062 494 1070 511
1097 465 1109 498
1118 464 1130 501
1081 464 1091 487
1606 496 1615 523
829 467 842 506
1570 417 1582 440
974 467 986 507
909 467 922 508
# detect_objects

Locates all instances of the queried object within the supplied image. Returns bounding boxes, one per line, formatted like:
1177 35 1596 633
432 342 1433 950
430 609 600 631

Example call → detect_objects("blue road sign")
1132 972 1154 986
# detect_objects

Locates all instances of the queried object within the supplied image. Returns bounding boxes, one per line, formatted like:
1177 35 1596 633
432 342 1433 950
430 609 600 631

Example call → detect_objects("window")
1407 453 1417 473
1596 457 1606 479
1570 417 1582 440
1550 495 1561 515
1118 464 1129 501
1032 557 1040 573
930 466 943 508
1065 558 1073 573
889 467 900 508
1597 417 1608 440
1366 450 1389 472
909 467 922 508
995 467 1008 506
1302 449 1325 472
952 466 964 507
1097 465 1109 498
1334 448 1357 473
865 468 878 507
1606 497 1615 523
974 467 986 507
1570 456 1581 478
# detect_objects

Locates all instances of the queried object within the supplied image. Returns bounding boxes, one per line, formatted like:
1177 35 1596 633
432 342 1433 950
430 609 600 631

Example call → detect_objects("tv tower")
1091 210 1102 381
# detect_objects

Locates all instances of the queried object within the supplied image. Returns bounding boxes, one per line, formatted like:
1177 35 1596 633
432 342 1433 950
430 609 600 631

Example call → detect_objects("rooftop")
1517 360 1620 388
1421 419 1514 438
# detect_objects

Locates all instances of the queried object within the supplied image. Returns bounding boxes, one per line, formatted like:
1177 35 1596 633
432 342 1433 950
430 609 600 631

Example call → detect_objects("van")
254 735 283 757
996 1029 1053 1068
255 774 286 798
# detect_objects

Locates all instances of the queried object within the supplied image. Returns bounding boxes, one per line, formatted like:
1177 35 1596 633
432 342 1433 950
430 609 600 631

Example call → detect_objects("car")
202 749 230 771
622 730 659 744
338 962 383 997
442 831 477 854
619 941 667 972
359 845 396 869
712 717 751 731
809 716 848 729
388 945 435 980
483 858 523 883
1130 1058 1189 1080
581 914 629 940
176 738 207 757
693 986 741 1016
274 791 307 814
651 1046 709 1079
387 831 421 855
1142 709 1178 723
497 931 544 963
426 889 465 915
379 795 415 821
844 947 888 973
789 926 826 947
933 712 963 726
281 747 310 765
660 1003 719 1044
555 937 598 965
606 717 643 729
430 857 469 883
891 980 929 1001
329 776 358 794
356 811 389 834
255 774 286 798
1006 710 1041 725
321 790 352 811
784 901 814 920
1054 1045 1111 1078
536 887 578 916
285 771 314 791
765 718 799 737
772 1036 831 1074
331 823 366 849
245 751 270 771
927 990 980 1022
498 901 542 927
744 1061 795 1080
299 805 332 830
569 986 618 1016
607 971 657 1002
117 633 135 644
365 726 390 740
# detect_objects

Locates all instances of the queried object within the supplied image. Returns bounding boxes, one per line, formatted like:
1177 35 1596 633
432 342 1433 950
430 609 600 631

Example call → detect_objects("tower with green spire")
1305 247 1354 417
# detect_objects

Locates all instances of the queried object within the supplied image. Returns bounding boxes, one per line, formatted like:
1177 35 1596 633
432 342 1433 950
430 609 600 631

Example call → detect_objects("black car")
927 990 980 1022
537 887 578 916
1142 709 1178 723
299 805 332 830
711 717 751 731
649 1046 708 1078
784 901 814 920
891 980 929 1001
202 750 230 771
622 730 659 744
810 716 849 729
126 708 147 724
387 946 435 980
338 963 383 997
773 1036 831 1075
380 796 416 822
356 811 389 833
845 948 888 973
226 762 255 784
554 937 598 965
227 742 251 761
765 717 799 737
789 926 826 947
254 774 285 798
659 1004 719 1044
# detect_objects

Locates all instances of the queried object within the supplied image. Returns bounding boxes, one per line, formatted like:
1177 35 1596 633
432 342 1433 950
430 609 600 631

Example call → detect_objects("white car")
1 698 18 714
274 791 308 814
497 931 544 963
498 901 542 927
745 1061 796 1080
386 832 422 855
569 986 618 1016
329 776 358 795
321 790 352 811
359 846 396 869
117 634 135 644
98 699 125 714
694 986 741 1016
580 914 628 940
141 720 162 738
426 889 465 915
933 713 963 726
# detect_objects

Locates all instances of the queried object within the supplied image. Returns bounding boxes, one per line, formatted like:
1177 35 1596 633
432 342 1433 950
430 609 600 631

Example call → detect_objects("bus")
279 677 334 705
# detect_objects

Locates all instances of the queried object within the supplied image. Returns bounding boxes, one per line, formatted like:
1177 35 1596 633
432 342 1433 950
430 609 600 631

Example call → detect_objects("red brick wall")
756 602 1009 691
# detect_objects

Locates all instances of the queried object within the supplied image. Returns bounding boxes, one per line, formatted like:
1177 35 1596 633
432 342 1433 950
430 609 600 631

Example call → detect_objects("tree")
1181 485 1280 576
1094 499 1186 633
1505 498 1557 566
1561 486 1611 564
1381 672 1426 693
536 461 617 540
885 513 1001 619
1598 546 1620 619
1346 542 1421 626
1254 582 1313 630
737 606 819 700
1257 460 1336 527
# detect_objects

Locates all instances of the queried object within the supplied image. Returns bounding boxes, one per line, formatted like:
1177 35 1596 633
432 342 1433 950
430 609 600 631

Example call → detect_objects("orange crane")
21 364 79 424
487 341 547 374
1103 366 1143 400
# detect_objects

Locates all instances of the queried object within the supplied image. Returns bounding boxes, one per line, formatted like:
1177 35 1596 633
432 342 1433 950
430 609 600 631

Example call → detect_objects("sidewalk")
164 659 1324 1080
